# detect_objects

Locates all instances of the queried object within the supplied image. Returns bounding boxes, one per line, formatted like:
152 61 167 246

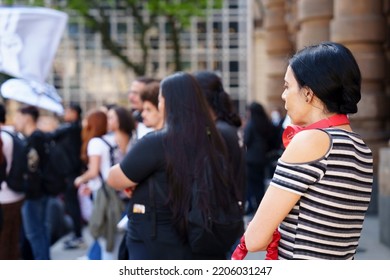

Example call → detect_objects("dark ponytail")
193 71 242 127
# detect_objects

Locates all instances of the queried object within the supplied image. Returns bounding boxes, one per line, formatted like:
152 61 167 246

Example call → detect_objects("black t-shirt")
25 130 47 199
120 130 191 258
49 121 82 175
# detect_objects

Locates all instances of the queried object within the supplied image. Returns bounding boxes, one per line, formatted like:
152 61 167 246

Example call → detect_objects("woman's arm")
74 155 101 187
245 186 300 251
107 163 137 191
245 129 330 252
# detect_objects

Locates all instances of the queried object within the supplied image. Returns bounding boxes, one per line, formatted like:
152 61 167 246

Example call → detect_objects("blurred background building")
49 0 251 116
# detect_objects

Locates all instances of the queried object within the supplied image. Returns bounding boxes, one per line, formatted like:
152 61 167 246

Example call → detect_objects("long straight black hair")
160 72 233 235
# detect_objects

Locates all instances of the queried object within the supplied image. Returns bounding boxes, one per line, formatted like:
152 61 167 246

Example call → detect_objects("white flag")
0 7 68 83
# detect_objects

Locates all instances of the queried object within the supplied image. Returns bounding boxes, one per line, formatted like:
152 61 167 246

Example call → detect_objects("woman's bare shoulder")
281 129 330 164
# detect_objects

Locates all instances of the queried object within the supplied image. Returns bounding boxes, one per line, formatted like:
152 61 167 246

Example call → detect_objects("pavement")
51 213 390 260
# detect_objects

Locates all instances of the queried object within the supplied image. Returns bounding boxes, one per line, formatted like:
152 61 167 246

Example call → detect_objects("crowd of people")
0 42 373 260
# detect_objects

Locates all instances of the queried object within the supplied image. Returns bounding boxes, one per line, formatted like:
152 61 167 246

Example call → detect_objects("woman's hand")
74 176 84 187
123 186 136 198
78 184 92 196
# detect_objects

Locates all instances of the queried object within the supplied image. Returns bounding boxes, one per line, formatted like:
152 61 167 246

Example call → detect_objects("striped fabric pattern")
270 128 373 260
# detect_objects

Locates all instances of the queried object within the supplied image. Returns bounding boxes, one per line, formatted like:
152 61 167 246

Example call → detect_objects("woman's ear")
304 87 314 103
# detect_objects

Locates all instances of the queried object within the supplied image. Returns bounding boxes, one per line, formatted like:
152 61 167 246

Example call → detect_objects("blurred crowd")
0 71 285 260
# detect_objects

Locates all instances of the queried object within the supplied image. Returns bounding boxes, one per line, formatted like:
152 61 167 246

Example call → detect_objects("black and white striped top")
270 128 373 260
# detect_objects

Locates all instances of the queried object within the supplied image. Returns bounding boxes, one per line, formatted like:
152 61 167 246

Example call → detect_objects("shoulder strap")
1 129 14 139
98 136 117 166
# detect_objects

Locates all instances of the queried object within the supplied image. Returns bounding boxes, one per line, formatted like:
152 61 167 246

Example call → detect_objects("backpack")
186 160 245 256
42 138 73 196
0 130 28 193
99 136 119 167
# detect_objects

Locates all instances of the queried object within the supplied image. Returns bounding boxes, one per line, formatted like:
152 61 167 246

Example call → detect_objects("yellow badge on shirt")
133 204 145 214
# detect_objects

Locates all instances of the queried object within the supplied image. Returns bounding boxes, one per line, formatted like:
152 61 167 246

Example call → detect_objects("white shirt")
86 134 118 192
136 122 154 140
0 129 25 204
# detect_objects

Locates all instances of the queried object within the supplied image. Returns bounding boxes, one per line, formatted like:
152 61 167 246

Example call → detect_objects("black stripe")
299 206 365 225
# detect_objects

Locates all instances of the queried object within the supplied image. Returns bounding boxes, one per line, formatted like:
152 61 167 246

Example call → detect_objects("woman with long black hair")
107 72 239 259
193 71 246 211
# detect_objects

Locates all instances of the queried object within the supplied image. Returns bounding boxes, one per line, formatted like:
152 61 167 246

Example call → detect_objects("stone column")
296 0 333 49
379 148 390 247
330 0 388 168
263 0 293 111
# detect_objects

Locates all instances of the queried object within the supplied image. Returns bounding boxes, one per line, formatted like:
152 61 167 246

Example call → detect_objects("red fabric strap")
282 114 349 148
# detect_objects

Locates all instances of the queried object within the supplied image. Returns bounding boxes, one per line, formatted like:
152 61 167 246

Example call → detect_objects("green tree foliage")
3 0 222 76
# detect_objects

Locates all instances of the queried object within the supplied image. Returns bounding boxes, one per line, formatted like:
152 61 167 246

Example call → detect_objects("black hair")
0 103 6 123
193 71 242 127
111 105 135 136
18 105 39 122
247 102 275 137
68 102 82 120
0 104 4 164
140 81 160 108
160 72 233 237
289 42 361 114
135 76 160 85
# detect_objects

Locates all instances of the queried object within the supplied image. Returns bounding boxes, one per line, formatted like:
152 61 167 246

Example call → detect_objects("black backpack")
42 138 73 196
99 136 118 167
0 130 28 193
186 160 244 256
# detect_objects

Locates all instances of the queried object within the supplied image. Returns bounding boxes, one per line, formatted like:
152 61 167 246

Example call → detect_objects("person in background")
107 72 236 259
0 103 25 260
193 71 246 211
127 77 156 139
244 42 373 259
106 105 136 159
45 103 84 250
74 109 123 260
140 81 164 131
106 105 137 260
243 102 278 215
14 105 50 260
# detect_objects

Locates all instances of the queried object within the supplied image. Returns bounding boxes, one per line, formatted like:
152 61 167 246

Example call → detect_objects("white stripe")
299 213 364 229
278 246 292 259
308 185 371 201
293 253 354 260
294 244 356 256
330 149 373 163
326 170 373 183
272 174 309 189
301 202 366 220
329 130 366 145
319 179 372 193
297 234 359 247
326 160 373 173
276 165 320 182
332 138 372 154
280 222 362 239
301 194 370 210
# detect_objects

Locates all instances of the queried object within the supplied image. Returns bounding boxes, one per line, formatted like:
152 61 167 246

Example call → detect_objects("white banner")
0 7 68 83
